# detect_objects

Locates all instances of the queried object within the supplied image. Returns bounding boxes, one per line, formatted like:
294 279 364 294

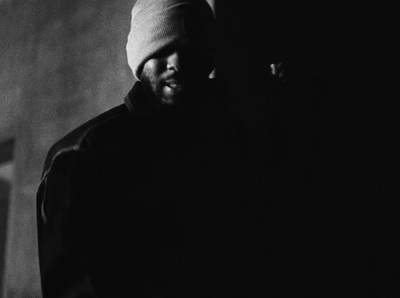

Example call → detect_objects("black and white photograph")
0 0 399 297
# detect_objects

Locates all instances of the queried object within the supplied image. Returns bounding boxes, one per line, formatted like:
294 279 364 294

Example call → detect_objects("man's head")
126 0 216 106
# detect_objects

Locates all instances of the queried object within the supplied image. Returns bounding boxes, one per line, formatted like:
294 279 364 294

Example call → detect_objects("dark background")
216 2 399 296
1 1 399 296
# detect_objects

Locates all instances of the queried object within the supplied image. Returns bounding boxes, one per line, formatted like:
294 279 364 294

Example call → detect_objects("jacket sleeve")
37 150 99 298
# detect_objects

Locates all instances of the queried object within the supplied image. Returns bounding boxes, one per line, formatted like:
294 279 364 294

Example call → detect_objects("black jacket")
37 80 259 297
37 79 399 297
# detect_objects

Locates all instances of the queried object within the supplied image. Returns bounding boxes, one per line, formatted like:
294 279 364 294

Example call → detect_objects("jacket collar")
124 81 147 114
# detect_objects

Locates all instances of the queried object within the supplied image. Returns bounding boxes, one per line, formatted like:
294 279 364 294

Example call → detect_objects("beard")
140 69 189 108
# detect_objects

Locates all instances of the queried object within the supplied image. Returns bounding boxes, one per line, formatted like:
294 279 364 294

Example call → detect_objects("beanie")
126 0 216 80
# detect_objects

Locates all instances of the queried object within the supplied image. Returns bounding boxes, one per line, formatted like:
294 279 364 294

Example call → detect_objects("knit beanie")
126 0 216 80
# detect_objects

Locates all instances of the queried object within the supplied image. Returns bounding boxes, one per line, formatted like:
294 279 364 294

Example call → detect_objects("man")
37 0 255 297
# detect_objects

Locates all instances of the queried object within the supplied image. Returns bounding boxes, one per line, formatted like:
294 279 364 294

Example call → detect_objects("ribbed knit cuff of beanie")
126 0 216 81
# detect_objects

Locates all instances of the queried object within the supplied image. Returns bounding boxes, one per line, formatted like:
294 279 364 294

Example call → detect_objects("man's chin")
160 87 185 106
160 96 180 106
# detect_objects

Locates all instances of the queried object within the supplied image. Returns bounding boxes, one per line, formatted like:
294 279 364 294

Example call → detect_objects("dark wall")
1 0 135 296
0 179 10 297
0 139 14 297
216 2 399 296
217 2 399 176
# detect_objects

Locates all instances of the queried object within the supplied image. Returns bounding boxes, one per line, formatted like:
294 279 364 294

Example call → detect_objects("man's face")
140 45 213 106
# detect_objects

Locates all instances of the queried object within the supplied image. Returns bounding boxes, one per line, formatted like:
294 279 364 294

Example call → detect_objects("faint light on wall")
0 138 15 297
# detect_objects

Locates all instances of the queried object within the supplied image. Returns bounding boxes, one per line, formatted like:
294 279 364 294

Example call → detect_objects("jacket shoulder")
41 103 130 179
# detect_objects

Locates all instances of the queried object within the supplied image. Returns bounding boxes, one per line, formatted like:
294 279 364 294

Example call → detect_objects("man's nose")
166 51 182 72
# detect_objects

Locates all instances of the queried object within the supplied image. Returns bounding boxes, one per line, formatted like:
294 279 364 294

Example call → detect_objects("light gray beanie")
126 0 216 80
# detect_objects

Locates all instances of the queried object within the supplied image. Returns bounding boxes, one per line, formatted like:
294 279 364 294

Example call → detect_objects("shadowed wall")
1 0 135 296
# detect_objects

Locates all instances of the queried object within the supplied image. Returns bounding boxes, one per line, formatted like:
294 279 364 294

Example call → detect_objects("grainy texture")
1 0 135 296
